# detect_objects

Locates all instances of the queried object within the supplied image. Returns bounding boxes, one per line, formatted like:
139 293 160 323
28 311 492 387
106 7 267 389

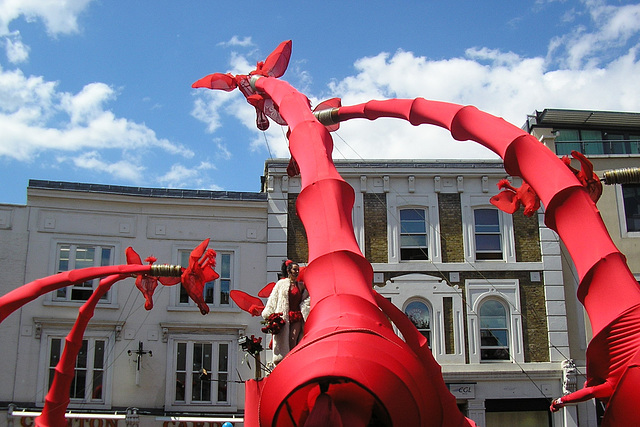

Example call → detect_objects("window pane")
480 300 509 361
220 253 231 277
554 129 579 142
71 369 86 399
218 373 228 402
582 130 604 155
71 288 94 301
480 300 506 316
401 234 427 247
474 209 502 260
400 209 428 261
475 235 501 251
405 301 431 329
220 280 230 305
481 330 508 346
623 184 640 232
76 340 88 369
481 348 510 360
75 247 95 269
400 209 425 221
100 248 112 266
176 342 186 371
400 248 428 260
93 340 105 369
92 370 103 399
58 245 70 271
204 282 214 304
49 338 62 390
474 209 499 227
193 343 203 371
176 373 186 401
401 221 426 234
203 344 212 371
218 343 229 372
630 135 640 154
218 343 229 402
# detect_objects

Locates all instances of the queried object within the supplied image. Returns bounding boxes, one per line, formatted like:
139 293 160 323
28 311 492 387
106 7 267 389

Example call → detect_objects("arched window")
405 300 431 345
479 299 509 361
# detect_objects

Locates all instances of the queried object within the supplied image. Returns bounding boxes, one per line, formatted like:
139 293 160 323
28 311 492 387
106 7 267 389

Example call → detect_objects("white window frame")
165 333 237 412
616 183 640 238
399 208 430 261
49 240 119 306
170 244 238 312
379 273 465 364
466 279 524 364
37 329 115 408
387 195 441 263
403 298 432 345
478 299 510 361
462 195 515 263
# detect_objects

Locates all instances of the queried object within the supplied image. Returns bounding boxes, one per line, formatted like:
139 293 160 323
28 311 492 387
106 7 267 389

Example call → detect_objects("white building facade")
1 181 268 426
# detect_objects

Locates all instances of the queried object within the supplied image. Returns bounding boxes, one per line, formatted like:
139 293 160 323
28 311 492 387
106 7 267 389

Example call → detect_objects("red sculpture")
490 178 541 217
179 238 219 315
0 240 216 427
194 41 640 426
562 150 603 202
126 248 181 310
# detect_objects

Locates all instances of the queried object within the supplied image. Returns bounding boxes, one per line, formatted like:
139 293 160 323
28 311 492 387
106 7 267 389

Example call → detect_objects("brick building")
264 159 571 427
526 108 640 426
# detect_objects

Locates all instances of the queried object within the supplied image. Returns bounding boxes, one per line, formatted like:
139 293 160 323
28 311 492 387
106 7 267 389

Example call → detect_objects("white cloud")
61 151 146 181
5 33 29 63
0 0 93 36
217 36 254 48
0 67 194 163
549 0 640 68
157 161 218 189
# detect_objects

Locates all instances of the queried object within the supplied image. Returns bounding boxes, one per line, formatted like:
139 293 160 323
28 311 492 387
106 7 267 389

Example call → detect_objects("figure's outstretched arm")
550 382 613 412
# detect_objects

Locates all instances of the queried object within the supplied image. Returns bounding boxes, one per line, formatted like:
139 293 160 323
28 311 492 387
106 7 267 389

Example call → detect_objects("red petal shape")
230 290 265 316
258 282 276 298
191 73 237 91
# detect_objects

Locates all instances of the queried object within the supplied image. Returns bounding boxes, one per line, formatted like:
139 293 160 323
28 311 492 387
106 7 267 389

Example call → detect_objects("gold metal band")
149 264 183 277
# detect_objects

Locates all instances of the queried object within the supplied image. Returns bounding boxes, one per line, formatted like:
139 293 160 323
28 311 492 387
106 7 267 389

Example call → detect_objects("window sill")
164 404 238 413
166 306 241 313
42 300 119 309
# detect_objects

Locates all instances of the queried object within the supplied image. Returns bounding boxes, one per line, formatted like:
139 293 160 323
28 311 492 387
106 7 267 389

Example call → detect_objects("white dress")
261 278 310 364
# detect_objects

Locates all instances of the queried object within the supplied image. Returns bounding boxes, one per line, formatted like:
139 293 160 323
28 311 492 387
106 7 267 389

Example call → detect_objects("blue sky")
1 0 640 204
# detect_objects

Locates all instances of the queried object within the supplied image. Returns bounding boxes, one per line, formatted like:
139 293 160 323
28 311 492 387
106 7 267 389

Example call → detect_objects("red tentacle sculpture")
37 274 129 427
0 240 215 426
194 41 640 426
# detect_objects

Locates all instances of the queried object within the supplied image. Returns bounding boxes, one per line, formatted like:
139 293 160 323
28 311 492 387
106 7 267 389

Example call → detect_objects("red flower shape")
126 248 183 310
180 239 219 315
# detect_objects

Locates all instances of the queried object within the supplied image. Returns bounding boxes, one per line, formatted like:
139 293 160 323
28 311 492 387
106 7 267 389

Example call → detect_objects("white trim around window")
387 195 441 263
615 184 640 238
164 333 238 412
461 195 515 263
37 328 115 408
465 279 524 364
169 243 239 313
47 239 120 307
379 273 465 364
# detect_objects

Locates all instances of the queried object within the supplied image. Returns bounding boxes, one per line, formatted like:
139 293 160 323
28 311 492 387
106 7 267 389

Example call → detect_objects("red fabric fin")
191 73 237 91
258 282 276 298
230 290 265 316
258 40 292 78
490 192 520 214
125 247 142 265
